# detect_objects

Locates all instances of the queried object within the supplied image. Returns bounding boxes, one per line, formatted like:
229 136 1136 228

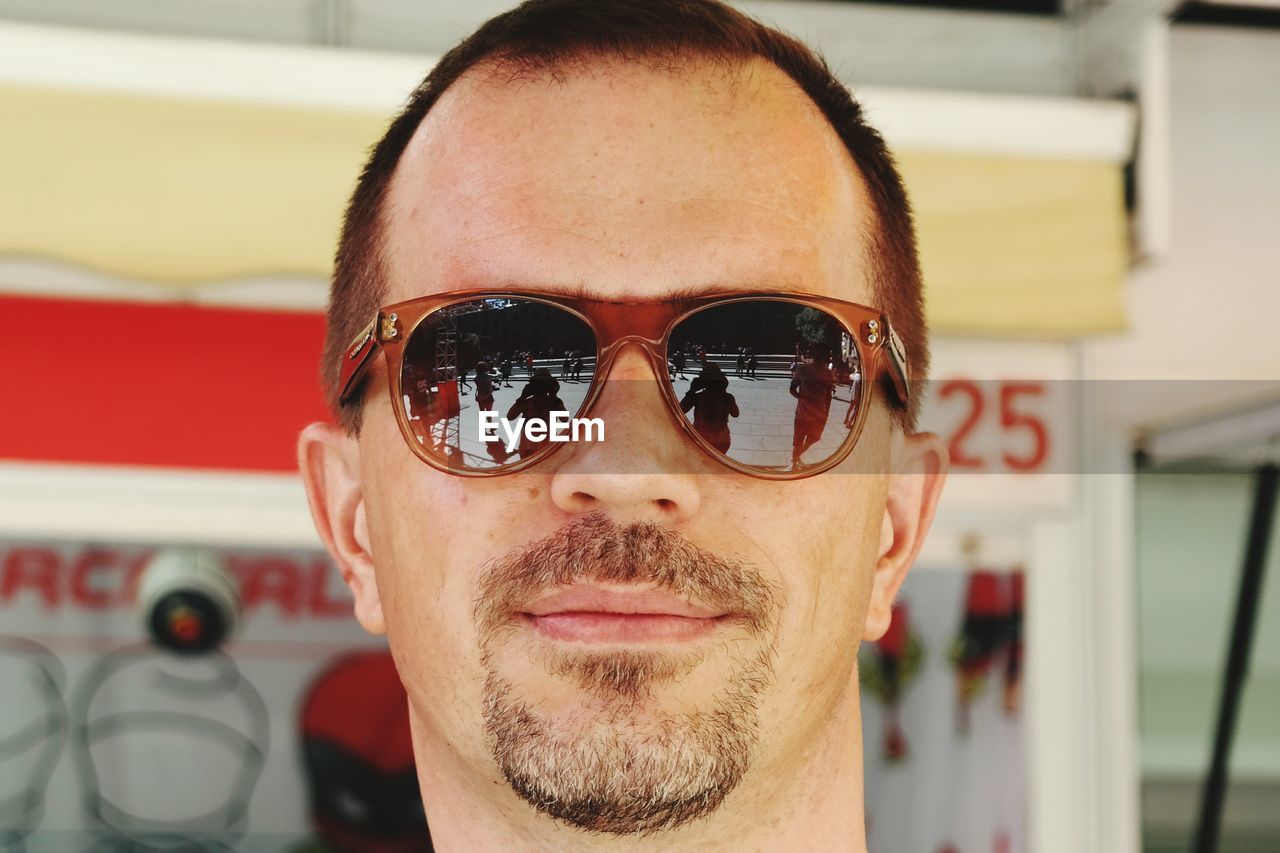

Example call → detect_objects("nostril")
550 474 701 523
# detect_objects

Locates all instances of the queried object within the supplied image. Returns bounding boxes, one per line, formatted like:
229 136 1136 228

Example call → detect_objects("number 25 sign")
920 379 1059 474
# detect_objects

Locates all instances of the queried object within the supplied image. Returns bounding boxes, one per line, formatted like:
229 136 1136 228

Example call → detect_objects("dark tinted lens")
399 298 596 470
668 300 862 472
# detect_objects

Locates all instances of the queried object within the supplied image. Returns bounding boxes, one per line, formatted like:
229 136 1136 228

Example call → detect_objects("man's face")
340 58 911 833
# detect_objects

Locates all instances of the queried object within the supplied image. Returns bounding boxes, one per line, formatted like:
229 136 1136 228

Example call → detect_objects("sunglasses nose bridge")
573 336 695 468
596 335 667 379
583 333 691 435
584 335 678 426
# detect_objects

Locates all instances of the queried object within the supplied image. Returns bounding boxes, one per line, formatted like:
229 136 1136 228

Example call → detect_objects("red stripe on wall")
1 294 332 472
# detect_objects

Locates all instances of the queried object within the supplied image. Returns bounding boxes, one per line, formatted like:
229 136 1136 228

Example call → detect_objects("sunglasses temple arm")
337 317 381 404
884 324 911 407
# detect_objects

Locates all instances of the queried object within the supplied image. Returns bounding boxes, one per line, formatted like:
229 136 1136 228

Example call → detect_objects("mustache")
473 512 780 643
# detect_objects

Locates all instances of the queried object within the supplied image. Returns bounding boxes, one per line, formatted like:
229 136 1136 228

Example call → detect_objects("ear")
864 430 948 642
298 422 386 635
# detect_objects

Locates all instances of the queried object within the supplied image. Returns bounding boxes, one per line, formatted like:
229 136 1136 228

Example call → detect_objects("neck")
411 687 868 853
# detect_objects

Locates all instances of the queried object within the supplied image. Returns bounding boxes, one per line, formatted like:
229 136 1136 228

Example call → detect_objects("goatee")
474 513 779 834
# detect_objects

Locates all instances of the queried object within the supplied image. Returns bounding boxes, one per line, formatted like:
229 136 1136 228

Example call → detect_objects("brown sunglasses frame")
338 290 909 480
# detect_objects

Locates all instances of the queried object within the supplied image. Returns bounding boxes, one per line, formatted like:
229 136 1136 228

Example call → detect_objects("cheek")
359 438 488 670
360 464 522 750
757 473 888 655
359 433 549 661
809 478 885 597
792 482 885 708
359 407 483 586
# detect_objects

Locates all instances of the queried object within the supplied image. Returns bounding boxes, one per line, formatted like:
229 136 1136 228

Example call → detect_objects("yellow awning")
0 83 1128 335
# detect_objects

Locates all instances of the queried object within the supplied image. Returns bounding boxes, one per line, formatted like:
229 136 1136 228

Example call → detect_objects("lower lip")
523 612 721 643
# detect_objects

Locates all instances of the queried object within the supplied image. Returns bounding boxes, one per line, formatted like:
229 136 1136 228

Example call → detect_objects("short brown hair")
323 0 927 431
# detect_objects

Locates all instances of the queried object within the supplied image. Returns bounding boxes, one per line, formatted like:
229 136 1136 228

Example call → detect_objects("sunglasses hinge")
378 313 401 342
862 317 883 346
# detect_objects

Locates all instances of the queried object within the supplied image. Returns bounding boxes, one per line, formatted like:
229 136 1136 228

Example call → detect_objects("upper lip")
522 586 725 619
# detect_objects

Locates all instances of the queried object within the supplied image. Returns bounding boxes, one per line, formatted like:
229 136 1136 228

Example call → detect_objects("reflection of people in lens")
485 441 513 465
506 368 567 457
789 351 836 467
405 365 455 450
844 367 863 428
680 363 739 453
474 361 495 411
671 349 687 380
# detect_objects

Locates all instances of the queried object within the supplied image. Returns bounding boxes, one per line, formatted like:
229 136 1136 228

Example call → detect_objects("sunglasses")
339 290 909 479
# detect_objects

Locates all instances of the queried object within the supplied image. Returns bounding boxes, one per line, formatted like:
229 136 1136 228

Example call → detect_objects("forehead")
381 57 875 305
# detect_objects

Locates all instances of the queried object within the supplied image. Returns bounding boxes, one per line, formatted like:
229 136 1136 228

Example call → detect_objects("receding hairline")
379 51 881 298
456 48 817 100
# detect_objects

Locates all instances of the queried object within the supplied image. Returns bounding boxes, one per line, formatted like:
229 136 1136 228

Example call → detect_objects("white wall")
1092 22 1280 787
1088 24 1280 393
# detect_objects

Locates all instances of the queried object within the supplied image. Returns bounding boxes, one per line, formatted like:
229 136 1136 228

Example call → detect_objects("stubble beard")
474 514 780 835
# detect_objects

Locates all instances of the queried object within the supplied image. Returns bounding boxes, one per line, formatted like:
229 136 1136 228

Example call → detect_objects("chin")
480 641 776 836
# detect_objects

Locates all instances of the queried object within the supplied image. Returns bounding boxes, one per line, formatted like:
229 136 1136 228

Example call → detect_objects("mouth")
517 586 730 644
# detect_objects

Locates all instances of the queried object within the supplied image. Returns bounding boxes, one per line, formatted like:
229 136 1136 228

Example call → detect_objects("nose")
549 346 703 525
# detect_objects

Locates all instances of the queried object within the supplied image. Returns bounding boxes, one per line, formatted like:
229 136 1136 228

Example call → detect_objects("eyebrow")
490 279 816 305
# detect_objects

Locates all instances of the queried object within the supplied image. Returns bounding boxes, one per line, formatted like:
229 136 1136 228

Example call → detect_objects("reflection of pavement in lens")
676 372 855 469
670 373 854 469
446 361 856 472
680 371 829 466
451 365 595 468
70 645 267 851
0 637 67 852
